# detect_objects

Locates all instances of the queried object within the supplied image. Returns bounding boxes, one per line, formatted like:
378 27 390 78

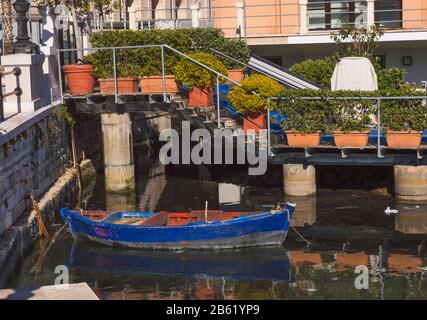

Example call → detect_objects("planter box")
286 131 321 147
227 69 245 83
99 78 139 94
62 64 95 95
333 131 369 148
189 86 213 107
243 113 266 133
141 75 179 94
386 131 421 149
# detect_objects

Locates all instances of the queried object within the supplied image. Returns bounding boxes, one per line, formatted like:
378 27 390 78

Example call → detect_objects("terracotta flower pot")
286 131 321 147
141 75 179 94
62 64 95 95
189 86 213 107
386 131 421 149
243 113 266 133
333 131 369 148
99 78 139 94
227 69 245 83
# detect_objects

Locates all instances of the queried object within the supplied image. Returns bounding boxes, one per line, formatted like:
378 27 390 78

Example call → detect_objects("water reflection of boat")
67 242 292 282
61 203 296 250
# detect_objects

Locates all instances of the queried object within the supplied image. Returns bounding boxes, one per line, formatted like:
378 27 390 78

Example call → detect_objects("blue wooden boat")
60 203 296 250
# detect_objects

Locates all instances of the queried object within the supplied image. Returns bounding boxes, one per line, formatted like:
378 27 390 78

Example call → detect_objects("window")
308 0 368 30
375 0 402 28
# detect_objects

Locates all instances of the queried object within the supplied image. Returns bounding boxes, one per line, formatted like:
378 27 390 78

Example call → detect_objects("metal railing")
96 2 427 37
0 66 22 121
57 44 241 129
266 96 427 158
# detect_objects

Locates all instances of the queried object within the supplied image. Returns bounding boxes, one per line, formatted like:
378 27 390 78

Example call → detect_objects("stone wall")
0 113 70 237
0 108 103 238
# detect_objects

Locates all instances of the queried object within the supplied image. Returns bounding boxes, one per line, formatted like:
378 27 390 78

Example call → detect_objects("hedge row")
85 28 250 78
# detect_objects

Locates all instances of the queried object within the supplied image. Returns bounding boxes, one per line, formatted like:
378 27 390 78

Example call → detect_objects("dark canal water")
3 148 427 300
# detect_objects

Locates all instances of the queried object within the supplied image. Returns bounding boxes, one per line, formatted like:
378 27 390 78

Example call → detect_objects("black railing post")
12 0 39 54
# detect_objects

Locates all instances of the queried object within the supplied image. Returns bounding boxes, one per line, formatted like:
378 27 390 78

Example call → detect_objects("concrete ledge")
0 101 61 146
0 282 99 300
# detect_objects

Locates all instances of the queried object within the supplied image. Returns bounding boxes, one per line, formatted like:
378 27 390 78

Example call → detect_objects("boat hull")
61 205 295 250
77 229 288 250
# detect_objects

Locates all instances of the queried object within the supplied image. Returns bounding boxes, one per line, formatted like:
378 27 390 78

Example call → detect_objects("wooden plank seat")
140 211 169 226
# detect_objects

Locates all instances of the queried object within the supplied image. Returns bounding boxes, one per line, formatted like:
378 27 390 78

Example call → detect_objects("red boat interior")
80 210 262 226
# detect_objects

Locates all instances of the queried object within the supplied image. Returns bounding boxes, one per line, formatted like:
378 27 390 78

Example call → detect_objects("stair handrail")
209 48 291 87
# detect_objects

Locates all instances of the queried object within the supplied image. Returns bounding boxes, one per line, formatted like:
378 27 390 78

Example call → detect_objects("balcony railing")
97 1 427 38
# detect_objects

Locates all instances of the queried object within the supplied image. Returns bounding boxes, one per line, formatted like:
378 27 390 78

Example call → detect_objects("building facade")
103 0 427 84
1 1 425 84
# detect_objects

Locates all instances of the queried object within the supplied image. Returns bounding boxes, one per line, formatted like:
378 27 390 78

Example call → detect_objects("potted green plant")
85 52 140 95
279 93 328 147
139 48 179 94
381 96 427 149
227 74 283 132
174 52 228 107
62 59 95 95
331 97 375 147
98 62 140 94
141 75 179 94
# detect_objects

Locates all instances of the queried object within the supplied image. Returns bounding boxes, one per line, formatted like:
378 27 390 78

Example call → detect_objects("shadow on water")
3 147 427 299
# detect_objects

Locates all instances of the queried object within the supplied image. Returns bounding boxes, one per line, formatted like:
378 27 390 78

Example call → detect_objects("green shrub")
380 88 427 132
181 28 250 69
377 67 407 90
289 56 406 90
277 89 426 133
86 28 250 78
278 89 330 133
227 74 284 114
289 56 338 88
174 52 228 90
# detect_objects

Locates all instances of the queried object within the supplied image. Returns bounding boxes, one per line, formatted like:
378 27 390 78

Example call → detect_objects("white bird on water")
385 207 399 215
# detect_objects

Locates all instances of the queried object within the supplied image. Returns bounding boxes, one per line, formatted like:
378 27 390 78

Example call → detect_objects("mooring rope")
287 211 312 246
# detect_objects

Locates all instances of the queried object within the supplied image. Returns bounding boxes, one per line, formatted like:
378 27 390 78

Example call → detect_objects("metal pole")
216 74 221 129
161 46 167 102
113 48 118 103
267 98 271 157
377 98 382 158
57 50 64 104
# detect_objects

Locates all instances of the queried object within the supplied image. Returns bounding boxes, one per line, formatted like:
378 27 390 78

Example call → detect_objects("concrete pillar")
299 0 308 35
236 2 245 37
367 0 375 27
394 165 427 201
101 113 135 194
2 53 46 116
129 9 137 30
283 164 316 196
191 3 200 28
